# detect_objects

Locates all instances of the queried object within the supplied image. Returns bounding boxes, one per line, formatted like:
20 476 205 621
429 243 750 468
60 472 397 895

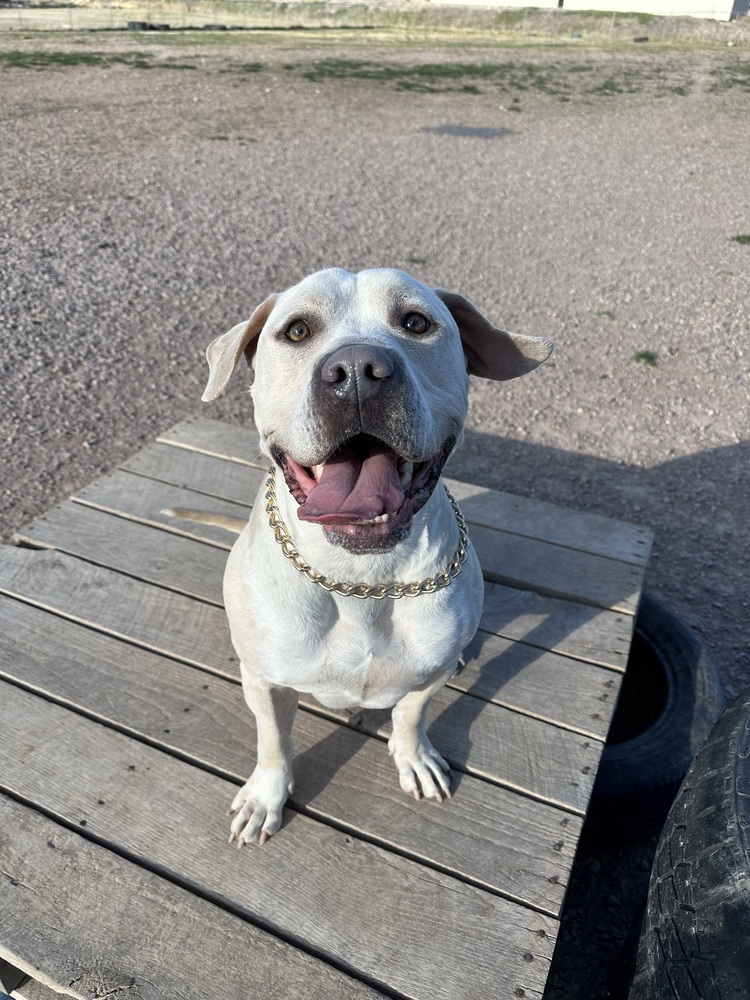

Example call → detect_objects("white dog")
198 267 552 845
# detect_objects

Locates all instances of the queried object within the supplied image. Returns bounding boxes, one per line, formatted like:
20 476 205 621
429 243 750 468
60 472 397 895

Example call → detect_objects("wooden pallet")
0 417 652 1000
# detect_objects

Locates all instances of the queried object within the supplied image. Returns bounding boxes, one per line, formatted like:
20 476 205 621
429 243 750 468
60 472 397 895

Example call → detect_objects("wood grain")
0 681 557 1000
480 580 634 671
0 793 384 1000
0 546 601 812
158 414 263 466
121 440 643 612
159 416 652 565
456 629 621 740
16 501 228 605
0 595 579 915
73 469 248 548
123 442 262 506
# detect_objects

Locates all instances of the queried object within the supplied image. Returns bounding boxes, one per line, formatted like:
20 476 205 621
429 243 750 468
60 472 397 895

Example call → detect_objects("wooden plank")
122 442 262 506
122 441 642 612
0 681 557 1000
0 537 629 671
16 501 228 606
457 629 620 740
0 547 601 812
22 481 623 738
0 546 237 672
0 596 579 915
15 502 628 731
0 793 385 1000
159 416 652 565
315 686 600 812
14 981 63 1000
73 469 248 548
442 478 651 566
158 414 263 465
480 580 634 671
466 521 642 613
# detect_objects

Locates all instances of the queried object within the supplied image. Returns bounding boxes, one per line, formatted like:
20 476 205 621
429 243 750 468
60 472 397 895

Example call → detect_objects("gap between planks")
18 496 636 675
8 515 621 744
120 441 644 615
157 416 653 569
0 680 557 1000
0 789 392 1000
0 589 581 919
0 547 601 817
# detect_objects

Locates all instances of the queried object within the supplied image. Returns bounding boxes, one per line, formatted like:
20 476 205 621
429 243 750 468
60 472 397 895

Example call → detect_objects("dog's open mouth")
273 435 454 552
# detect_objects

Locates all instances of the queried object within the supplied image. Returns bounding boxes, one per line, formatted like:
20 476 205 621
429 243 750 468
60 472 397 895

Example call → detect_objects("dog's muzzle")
269 343 454 553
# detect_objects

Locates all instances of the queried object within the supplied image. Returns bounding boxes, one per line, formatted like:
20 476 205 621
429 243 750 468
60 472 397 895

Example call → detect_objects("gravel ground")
1 30 748 998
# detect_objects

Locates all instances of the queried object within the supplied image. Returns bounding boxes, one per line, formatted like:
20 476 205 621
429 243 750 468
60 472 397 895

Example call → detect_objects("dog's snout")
321 345 397 401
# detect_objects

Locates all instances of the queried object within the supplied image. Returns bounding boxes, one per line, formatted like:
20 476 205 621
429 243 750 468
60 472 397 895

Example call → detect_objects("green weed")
227 61 264 73
709 61 750 92
0 50 107 68
633 350 658 366
0 49 197 70
299 58 578 96
588 78 624 95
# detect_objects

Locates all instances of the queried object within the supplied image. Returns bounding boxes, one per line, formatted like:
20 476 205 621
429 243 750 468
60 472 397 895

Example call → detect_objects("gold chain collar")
264 470 469 599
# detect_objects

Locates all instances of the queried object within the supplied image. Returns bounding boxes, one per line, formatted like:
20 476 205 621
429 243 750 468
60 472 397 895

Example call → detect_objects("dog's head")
202 268 553 553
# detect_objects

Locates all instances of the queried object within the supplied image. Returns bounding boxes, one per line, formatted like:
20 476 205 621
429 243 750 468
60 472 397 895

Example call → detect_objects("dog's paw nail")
259 830 269 846
412 789 421 801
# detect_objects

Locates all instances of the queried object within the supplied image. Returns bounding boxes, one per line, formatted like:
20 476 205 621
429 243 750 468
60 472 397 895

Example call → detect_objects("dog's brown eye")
286 320 311 343
403 312 430 335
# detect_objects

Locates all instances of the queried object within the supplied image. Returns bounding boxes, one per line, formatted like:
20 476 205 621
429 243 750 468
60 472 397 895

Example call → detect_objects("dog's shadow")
292 722 377 806
289 434 749 806
291 594 597 807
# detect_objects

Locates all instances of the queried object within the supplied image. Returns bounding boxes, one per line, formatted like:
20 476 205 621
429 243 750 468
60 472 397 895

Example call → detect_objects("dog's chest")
263 597 465 710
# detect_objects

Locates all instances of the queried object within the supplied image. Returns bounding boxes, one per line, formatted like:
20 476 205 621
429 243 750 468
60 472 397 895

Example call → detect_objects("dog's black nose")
320 345 396 401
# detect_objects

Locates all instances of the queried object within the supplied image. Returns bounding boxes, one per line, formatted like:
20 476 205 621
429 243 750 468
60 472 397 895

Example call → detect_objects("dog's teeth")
313 464 325 480
398 461 415 488
373 513 390 524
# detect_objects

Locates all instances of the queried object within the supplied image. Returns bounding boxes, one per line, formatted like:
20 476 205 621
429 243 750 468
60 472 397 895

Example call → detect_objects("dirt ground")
1 27 748 998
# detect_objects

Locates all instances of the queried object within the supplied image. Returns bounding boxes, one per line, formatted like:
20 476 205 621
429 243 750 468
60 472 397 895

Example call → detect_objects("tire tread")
629 686 750 999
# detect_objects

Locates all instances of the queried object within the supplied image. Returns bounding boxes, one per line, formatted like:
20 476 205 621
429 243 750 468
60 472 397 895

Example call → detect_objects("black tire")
628 683 750 999
583 593 724 846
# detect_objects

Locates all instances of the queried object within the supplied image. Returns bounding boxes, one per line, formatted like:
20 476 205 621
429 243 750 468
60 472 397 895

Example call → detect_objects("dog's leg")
229 668 298 846
388 668 453 802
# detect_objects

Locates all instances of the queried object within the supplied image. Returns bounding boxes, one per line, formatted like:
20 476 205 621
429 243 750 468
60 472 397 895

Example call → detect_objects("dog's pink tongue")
298 444 404 524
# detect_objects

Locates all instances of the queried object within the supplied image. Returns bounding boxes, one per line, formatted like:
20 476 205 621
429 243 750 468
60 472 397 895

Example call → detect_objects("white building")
432 0 748 21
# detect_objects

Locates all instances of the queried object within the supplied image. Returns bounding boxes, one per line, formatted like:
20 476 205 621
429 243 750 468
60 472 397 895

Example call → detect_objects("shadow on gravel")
421 125 515 139
449 431 749 633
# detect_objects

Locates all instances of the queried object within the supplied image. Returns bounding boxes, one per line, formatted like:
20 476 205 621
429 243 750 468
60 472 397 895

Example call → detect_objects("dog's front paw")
228 765 293 846
388 734 452 802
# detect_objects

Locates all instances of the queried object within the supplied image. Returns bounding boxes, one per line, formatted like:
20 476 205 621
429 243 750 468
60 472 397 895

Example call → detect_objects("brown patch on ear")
435 289 553 382
202 294 278 402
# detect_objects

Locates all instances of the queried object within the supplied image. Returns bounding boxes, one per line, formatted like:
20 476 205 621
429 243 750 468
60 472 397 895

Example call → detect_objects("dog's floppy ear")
434 289 553 381
202 295 278 402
